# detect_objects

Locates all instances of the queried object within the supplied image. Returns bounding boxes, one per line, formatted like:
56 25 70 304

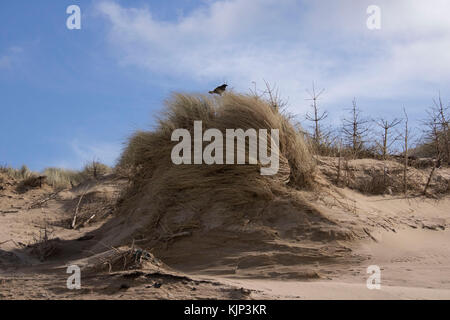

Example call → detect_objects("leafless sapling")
305 83 327 146
374 117 402 160
433 94 449 165
401 108 410 195
423 105 443 195
342 98 370 158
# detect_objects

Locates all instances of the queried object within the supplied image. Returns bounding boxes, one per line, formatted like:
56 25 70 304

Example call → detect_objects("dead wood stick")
0 239 25 248
28 193 59 209
75 214 96 229
72 190 88 229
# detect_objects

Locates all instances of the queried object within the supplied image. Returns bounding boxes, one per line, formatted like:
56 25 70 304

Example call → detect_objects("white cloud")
96 0 450 114
68 139 121 169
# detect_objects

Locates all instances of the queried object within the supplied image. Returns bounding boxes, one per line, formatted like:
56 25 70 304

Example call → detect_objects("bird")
209 84 228 95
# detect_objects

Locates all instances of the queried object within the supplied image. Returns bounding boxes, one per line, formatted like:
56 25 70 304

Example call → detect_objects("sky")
1 0 450 171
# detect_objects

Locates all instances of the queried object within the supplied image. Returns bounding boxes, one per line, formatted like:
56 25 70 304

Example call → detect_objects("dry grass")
42 168 84 190
319 157 450 196
117 92 316 227
44 163 112 190
0 165 35 181
17 176 47 192
0 162 112 192
81 161 113 179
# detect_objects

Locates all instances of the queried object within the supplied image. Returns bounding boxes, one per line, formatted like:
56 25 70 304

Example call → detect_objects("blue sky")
1 0 449 171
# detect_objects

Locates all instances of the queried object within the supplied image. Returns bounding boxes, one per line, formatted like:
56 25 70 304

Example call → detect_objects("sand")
1 163 450 300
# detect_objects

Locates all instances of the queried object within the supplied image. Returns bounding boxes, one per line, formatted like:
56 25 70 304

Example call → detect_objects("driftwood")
28 192 59 209
0 210 19 214
72 189 88 229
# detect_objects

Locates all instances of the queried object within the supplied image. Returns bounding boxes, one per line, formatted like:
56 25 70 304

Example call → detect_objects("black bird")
209 84 228 95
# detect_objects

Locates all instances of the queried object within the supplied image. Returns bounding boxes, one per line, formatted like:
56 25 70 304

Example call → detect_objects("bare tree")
305 83 327 146
250 80 288 112
433 94 449 165
401 108 409 195
422 103 444 195
424 107 443 162
370 117 401 192
263 80 287 111
374 117 402 160
342 98 370 158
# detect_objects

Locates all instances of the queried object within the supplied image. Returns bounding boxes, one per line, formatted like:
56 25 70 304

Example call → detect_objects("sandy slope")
1 168 450 300
215 228 450 300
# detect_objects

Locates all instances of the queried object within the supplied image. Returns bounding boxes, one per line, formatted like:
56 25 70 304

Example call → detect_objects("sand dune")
1 94 449 300
1 167 449 299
